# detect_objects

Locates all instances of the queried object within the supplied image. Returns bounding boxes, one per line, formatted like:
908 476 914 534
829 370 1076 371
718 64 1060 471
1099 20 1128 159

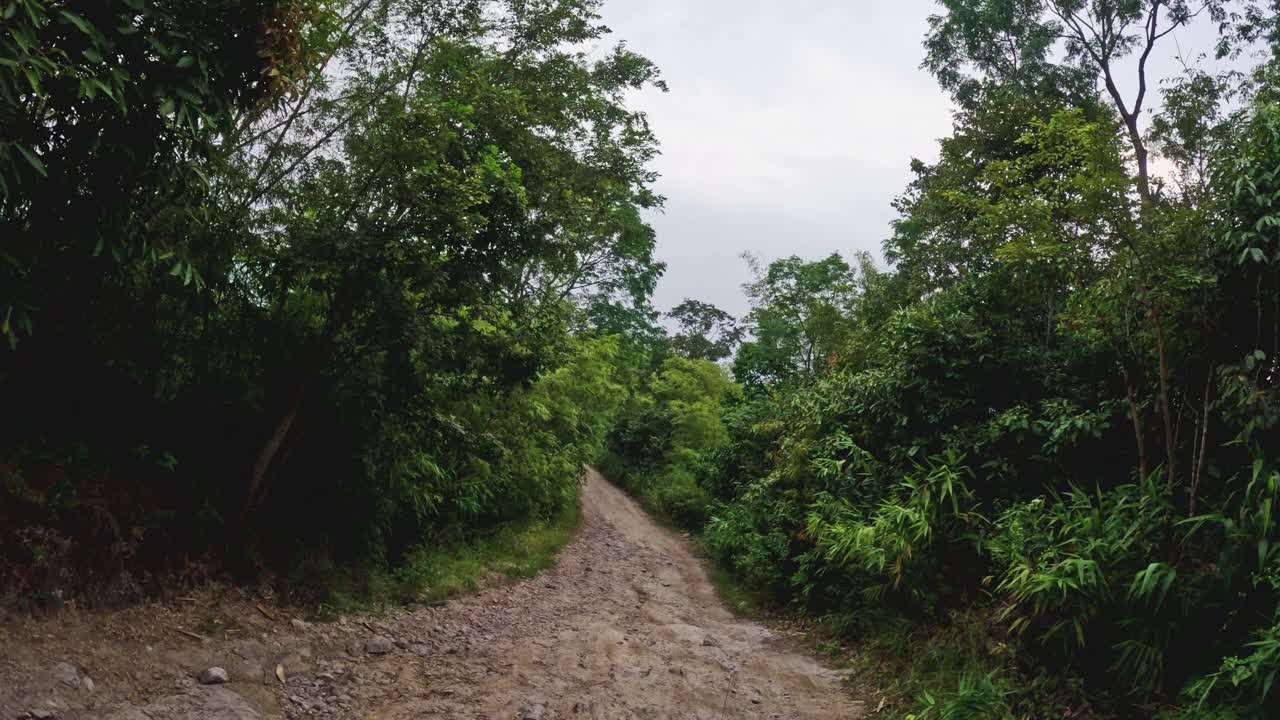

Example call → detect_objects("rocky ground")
1 470 866 719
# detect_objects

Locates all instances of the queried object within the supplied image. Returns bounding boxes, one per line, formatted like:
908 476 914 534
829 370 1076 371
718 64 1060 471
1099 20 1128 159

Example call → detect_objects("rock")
701 636 719 647
197 667 230 685
18 711 57 720
290 618 312 631
81 676 95 693
103 687 260 720
364 636 395 654
50 662 80 688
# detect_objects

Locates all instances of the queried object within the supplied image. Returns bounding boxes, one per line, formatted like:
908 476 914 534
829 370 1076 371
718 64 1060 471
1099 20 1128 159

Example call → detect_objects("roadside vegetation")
603 3 1280 718
1 0 661 606
305 501 580 615
10 1 1280 718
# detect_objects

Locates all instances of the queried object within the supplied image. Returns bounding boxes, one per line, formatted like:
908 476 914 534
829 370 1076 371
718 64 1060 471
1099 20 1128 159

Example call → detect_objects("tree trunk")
1189 365 1214 516
1119 360 1150 482
1128 120 1152 206
241 380 309 523
1153 311 1177 492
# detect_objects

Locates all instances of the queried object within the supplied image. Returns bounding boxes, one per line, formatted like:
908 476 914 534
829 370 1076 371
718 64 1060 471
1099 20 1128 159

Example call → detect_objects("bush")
646 471 713 530
602 356 735 531
910 672 1014 720
987 483 1167 653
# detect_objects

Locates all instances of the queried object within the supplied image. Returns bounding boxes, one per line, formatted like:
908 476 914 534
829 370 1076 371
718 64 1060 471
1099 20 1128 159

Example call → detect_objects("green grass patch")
393 501 581 606
832 608 1012 718
301 501 581 618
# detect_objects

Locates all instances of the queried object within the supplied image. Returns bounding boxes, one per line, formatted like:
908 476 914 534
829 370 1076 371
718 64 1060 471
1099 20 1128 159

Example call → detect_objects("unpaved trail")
1 470 865 719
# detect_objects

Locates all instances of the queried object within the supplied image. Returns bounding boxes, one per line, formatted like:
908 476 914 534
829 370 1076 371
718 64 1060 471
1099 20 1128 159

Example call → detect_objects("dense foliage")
603 2 1280 717
0 0 663 603
15 0 1280 716
600 355 736 529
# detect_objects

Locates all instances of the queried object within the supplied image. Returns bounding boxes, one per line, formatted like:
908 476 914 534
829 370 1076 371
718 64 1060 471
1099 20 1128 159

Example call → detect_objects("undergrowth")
296 500 581 617
699 567 1030 720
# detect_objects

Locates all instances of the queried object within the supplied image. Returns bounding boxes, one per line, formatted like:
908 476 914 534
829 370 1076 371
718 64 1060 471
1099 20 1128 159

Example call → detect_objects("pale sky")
594 0 1236 319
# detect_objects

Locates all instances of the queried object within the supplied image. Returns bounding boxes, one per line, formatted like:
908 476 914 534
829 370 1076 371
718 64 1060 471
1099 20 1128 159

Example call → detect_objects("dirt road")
1 470 865 719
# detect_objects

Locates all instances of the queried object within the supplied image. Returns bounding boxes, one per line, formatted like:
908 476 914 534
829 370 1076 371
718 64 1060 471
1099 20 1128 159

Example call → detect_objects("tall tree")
0 0 329 348
666 299 743 362
925 0 1241 204
733 253 858 387
228 0 666 522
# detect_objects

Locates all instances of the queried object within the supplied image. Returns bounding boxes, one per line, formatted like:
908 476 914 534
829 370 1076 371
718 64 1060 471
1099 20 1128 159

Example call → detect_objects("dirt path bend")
1 470 866 719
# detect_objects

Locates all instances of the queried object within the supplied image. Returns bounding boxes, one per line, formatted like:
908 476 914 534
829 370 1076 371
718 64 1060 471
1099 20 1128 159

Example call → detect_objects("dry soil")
0 470 866 719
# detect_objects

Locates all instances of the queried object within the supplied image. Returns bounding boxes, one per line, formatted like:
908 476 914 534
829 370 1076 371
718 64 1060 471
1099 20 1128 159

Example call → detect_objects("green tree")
226 0 667 523
732 253 858 387
0 0 333 347
666 299 743 362
925 0 1245 204
0 0 668 601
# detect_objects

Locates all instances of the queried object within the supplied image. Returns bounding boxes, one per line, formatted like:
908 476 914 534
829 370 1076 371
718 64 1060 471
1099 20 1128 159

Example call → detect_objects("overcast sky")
593 1 1233 319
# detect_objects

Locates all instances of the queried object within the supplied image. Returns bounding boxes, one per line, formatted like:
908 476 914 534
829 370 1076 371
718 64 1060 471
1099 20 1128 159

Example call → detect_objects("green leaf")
176 55 195 69
58 10 94 36
91 78 116 101
21 65 39 93
159 97 175 116
82 47 104 64
15 144 45 176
